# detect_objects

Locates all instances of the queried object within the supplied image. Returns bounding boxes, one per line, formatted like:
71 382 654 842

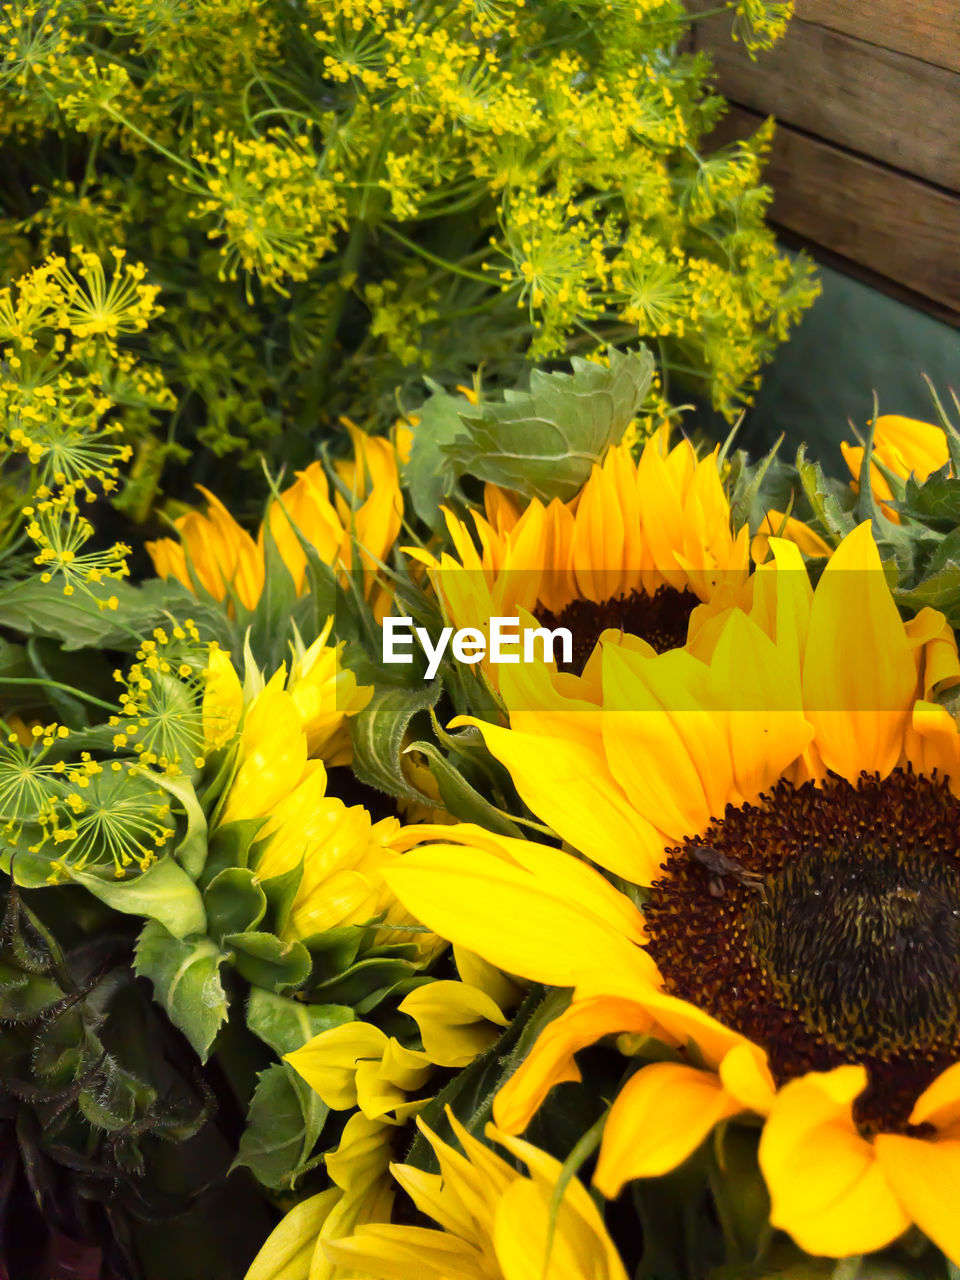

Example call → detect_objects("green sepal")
246 518 300 675
224 930 312 993
246 988 354 1057
404 741 522 837
349 681 441 800
65 855 206 940
233 1061 329 1191
155 772 209 880
406 984 565 1170
795 445 856 542
199 817 267 890
133 921 229 1061
259 857 305 937
204 867 267 940
297 923 365 976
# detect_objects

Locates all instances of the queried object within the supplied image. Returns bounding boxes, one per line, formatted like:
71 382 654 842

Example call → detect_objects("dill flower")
49 245 161 339
184 131 345 298
43 759 175 877
25 496 130 597
0 719 69 833
112 620 210 774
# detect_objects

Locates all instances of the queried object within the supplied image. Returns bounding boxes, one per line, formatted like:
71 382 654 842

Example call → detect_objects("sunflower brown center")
536 585 699 673
751 845 960 1057
644 769 960 1133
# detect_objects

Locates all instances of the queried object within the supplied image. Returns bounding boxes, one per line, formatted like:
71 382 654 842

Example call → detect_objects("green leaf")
66 855 206 939
155 771 209 880
405 741 522 837
899 464 960 528
204 867 267 940
405 385 473 529
199 817 267 889
134 922 229 1061
259 858 304 937
234 1061 328 1191
443 348 654 503
796 445 857 541
246 988 354 1057
225 930 312 992
349 680 441 800
246 520 301 674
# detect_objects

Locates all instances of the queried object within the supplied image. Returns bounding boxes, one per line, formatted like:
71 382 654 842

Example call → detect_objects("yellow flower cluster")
0 248 169 600
184 132 346 298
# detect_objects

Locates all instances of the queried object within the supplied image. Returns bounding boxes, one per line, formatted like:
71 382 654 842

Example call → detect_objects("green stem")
0 677 118 714
299 217 369 426
380 223 493 285
103 107 202 179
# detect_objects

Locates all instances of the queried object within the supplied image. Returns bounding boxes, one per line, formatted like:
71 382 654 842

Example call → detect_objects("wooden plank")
796 0 960 75
694 14 960 191
710 108 960 316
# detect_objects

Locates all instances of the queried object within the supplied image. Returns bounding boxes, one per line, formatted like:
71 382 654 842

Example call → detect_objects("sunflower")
384 524 960 1263
843 414 949 523
246 956 523 1280
408 425 751 676
203 643 438 947
147 423 403 611
323 1109 629 1280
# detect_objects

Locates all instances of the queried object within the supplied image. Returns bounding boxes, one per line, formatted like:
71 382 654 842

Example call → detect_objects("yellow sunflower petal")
322 1225 487 1280
494 996 653 1135
874 1134 960 1265
384 845 655 996
759 1066 910 1257
246 1189 339 1280
285 1022 385 1111
447 717 665 882
594 1063 743 1195
399 981 508 1069
802 522 917 779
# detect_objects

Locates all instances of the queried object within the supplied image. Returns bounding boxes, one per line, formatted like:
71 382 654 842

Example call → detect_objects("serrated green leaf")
899 465 960 528
204 867 267 940
405 386 473 529
443 348 654 503
226 930 312 992
796 446 857 540
246 988 354 1057
66 855 206 939
133 922 228 1060
349 680 442 800
234 1062 328 1191
0 576 232 653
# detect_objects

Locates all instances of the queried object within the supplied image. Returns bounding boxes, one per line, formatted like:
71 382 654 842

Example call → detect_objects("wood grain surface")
694 12 960 191
713 107 960 315
796 0 960 74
